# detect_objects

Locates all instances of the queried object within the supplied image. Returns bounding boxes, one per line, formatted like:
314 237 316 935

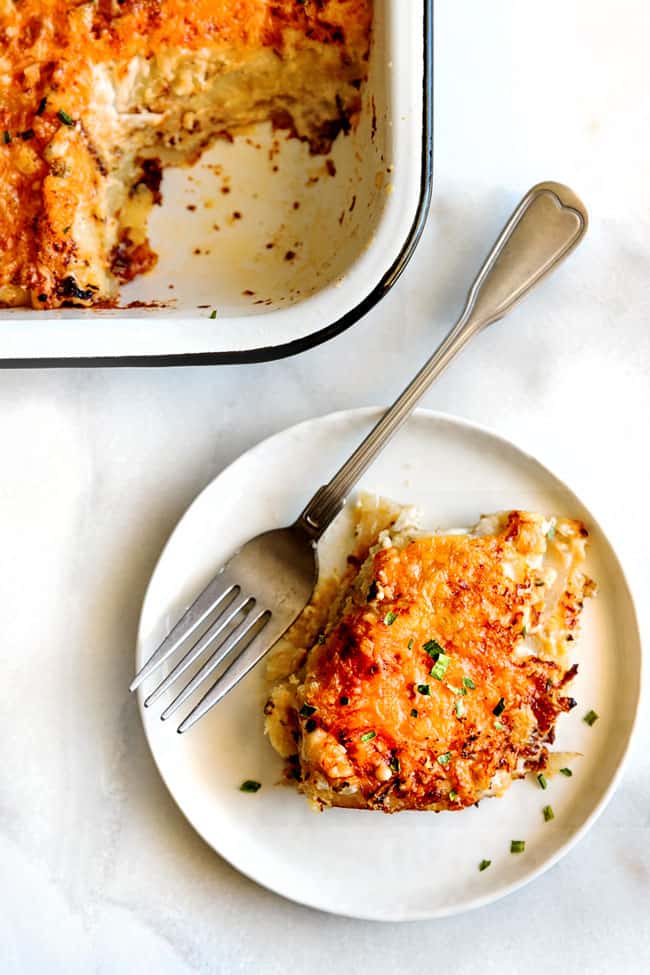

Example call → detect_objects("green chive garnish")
240 780 261 793
479 859 491 872
360 730 376 742
560 767 573 777
57 109 74 126
20 129 35 141
299 704 316 718
494 720 505 731
583 710 599 727
416 684 430 696
384 611 398 626
510 840 526 854
305 719 317 733
407 638 414 650
437 752 451 767
463 677 476 690
521 625 527 637
410 708 418 718
431 653 450 681
423 639 444 657
340 696 349 705
209 309 217 319
449 790 459 801
446 683 462 695
316 633 325 645
537 773 548 790
389 755 400 773
36 96 47 116
543 805 555 822
2 130 11 144
454 699 465 718
493 697 505 717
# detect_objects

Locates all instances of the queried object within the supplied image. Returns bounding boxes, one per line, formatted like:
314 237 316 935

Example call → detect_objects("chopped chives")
410 708 418 718
560 767 573 777
20 129 35 140
389 755 400 773
454 699 465 718
449 790 459 801
479 859 491 872
36 96 47 116
493 697 506 717
360 730 376 742
510 840 526 854
57 109 74 126
583 710 599 727
340 696 349 705
445 683 462 695
383 611 398 626
2 130 10 144
299 704 316 717
494 720 505 731
437 752 451 767
537 773 548 790
240 780 261 793
423 639 444 657
543 805 555 822
305 718 317 733
209 309 217 319
463 677 476 690
416 684 430 696
407 638 414 650
430 653 450 681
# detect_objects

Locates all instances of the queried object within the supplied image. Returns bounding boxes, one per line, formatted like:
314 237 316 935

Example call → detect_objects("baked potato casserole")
0 0 372 308
265 496 595 813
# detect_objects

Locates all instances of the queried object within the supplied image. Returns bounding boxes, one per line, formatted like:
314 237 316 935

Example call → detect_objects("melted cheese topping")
265 503 595 814
0 0 372 307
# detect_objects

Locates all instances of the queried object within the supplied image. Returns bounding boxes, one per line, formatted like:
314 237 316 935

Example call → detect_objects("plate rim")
135 406 643 921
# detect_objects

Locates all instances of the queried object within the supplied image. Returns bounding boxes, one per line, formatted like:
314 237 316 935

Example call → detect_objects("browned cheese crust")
265 506 595 813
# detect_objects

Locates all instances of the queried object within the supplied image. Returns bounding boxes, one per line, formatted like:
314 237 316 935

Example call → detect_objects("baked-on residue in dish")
0 0 372 308
265 495 595 813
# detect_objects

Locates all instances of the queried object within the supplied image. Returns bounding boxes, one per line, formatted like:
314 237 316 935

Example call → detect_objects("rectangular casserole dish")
0 0 432 367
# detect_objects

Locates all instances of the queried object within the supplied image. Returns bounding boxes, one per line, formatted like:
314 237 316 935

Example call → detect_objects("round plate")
136 409 641 921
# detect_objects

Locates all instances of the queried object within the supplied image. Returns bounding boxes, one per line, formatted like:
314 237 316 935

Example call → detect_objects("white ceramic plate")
135 409 641 921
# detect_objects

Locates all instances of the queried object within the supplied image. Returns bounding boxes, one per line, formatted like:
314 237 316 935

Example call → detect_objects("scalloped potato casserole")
0 0 372 308
265 496 595 813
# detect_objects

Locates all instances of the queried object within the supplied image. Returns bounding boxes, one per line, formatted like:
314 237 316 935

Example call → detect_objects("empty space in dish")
0 0 429 359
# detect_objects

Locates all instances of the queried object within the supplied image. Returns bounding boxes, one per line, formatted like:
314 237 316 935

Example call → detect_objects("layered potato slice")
265 496 595 813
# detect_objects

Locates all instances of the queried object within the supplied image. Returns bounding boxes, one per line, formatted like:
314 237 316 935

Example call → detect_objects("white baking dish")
0 1 432 366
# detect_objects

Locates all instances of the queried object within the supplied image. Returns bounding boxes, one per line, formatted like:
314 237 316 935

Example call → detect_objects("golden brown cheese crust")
267 509 594 813
0 0 372 307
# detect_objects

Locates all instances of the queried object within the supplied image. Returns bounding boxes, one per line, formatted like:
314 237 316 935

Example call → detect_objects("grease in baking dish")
265 496 595 813
0 0 372 308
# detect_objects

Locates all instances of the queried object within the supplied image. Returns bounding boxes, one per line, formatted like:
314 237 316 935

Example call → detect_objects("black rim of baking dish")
2 1 434 370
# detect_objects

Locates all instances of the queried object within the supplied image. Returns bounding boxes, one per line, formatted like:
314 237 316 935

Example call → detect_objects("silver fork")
130 181 588 733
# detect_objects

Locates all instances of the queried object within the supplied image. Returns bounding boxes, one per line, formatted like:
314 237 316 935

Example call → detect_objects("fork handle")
297 181 588 540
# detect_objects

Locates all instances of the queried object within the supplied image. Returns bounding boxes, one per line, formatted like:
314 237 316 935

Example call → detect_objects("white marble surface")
2 1 649 971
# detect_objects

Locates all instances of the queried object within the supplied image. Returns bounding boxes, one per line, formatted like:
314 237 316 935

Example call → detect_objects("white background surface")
1 1 649 972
